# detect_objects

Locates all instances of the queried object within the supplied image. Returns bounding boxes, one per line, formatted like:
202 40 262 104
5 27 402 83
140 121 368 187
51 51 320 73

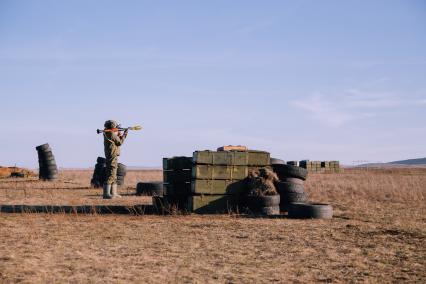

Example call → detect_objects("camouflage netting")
246 167 279 196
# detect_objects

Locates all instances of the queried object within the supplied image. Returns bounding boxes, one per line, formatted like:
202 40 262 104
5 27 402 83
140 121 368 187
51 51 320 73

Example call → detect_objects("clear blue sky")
1 0 425 168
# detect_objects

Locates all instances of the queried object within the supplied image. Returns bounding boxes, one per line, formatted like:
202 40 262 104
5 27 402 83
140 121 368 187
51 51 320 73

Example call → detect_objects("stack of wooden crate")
300 160 341 173
299 160 311 171
321 161 331 173
162 150 270 213
329 161 340 173
299 160 321 172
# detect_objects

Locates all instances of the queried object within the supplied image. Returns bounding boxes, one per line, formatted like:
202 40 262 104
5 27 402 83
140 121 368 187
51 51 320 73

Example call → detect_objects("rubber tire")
97 157 106 164
39 170 59 177
260 206 280 215
94 164 106 171
117 170 126 177
37 148 52 155
36 144 50 151
282 178 304 185
246 195 280 208
40 164 58 171
40 173 58 180
39 173 58 180
280 192 309 204
272 164 308 180
38 151 55 159
39 157 56 165
270 158 285 165
136 182 164 196
288 203 333 219
116 177 125 185
117 173 126 179
43 161 57 167
276 182 305 194
117 163 126 172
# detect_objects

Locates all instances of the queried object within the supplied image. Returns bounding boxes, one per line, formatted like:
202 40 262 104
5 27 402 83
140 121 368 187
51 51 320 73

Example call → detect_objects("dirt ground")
0 170 160 206
0 168 425 283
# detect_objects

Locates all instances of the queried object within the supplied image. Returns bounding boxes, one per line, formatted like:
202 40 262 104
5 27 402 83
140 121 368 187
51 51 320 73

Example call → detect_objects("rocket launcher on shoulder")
97 125 143 134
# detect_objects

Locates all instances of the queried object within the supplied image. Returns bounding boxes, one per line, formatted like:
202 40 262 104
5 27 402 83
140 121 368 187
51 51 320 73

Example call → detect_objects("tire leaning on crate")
136 182 164 196
272 164 308 180
288 203 333 219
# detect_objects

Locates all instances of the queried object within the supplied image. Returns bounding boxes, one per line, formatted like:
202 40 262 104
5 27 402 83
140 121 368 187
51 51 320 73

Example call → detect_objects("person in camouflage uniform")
103 120 128 199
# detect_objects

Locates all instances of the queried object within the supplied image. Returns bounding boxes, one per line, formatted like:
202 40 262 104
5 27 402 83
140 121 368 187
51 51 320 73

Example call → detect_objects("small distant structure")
299 160 340 173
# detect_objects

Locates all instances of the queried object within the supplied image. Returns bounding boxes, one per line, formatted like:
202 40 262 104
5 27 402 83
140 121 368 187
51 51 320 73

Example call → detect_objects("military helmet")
104 120 119 129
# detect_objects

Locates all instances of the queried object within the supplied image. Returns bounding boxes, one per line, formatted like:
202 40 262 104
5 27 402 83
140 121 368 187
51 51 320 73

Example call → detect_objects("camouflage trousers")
105 156 118 185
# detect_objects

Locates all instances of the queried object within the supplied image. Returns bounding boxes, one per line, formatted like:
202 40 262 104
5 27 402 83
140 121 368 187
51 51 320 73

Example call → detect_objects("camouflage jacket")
104 132 126 159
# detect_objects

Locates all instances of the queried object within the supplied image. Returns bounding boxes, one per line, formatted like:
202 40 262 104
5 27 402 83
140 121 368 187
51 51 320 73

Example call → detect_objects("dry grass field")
0 168 425 283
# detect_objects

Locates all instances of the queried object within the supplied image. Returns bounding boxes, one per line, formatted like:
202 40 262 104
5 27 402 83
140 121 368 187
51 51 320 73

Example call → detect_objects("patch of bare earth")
0 168 425 283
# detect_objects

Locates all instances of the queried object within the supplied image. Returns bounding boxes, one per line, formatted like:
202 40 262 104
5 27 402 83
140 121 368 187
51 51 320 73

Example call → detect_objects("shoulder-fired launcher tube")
96 125 142 134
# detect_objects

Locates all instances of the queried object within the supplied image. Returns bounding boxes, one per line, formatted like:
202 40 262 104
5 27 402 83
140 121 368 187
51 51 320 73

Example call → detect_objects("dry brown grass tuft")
0 168 425 283
0 166 36 178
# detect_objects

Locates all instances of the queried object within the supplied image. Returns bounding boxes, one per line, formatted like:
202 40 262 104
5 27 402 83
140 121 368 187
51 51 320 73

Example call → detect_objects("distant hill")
388 158 426 165
357 157 426 168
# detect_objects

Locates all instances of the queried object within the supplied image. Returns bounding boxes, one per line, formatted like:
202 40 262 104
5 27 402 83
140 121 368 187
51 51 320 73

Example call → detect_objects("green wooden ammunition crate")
191 179 247 195
164 182 192 195
299 160 309 168
163 157 192 170
287 161 298 166
163 170 191 183
247 150 270 166
186 195 239 214
193 150 270 166
321 161 330 168
191 165 261 180
330 161 340 167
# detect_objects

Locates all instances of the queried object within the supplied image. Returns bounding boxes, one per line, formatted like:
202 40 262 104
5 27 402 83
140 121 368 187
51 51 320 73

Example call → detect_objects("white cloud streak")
291 89 424 127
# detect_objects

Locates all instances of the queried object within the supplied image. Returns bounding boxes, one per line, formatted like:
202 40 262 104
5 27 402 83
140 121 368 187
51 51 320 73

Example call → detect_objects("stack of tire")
91 157 106 188
36 143 58 181
136 182 163 196
116 163 127 186
271 158 309 212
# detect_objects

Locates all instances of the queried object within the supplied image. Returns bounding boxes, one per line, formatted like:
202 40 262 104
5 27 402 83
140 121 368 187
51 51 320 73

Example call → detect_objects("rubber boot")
111 183 122 198
103 184 112 199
